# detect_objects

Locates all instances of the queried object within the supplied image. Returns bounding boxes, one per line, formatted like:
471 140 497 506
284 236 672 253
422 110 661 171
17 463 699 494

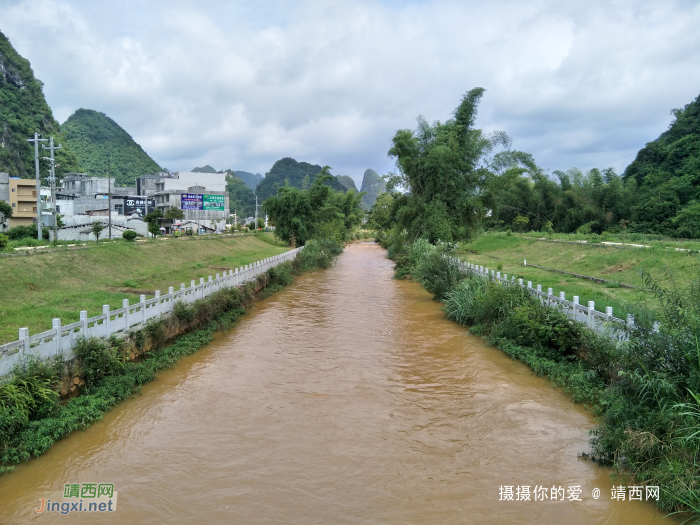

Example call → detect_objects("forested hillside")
360 169 385 209
256 157 346 200
336 175 358 192
0 31 81 178
479 92 700 237
62 109 162 186
623 93 700 236
226 174 256 218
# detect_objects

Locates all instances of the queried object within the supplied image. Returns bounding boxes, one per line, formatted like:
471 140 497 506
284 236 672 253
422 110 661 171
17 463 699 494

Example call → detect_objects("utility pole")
107 158 112 241
41 137 61 243
27 132 47 239
255 194 259 230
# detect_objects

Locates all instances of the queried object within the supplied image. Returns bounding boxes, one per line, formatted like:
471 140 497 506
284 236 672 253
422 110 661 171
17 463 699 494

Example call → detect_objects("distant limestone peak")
360 169 386 208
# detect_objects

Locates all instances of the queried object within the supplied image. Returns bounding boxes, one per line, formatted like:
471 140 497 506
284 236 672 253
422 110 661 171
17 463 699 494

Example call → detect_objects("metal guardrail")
0 247 303 377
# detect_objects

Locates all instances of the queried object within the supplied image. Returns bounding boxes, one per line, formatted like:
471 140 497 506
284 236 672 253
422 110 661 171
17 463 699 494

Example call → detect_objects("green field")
456 233 700 319
0 234 290 344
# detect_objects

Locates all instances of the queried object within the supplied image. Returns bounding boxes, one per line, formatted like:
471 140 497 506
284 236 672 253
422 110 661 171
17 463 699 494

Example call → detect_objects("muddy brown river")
0 242 675 524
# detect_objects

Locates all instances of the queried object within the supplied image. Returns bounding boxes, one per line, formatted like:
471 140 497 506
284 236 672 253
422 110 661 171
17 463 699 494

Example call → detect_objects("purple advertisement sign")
181 193 203 210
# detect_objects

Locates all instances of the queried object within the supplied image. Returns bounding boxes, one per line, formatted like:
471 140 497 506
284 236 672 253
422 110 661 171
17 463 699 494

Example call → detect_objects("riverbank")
384 237 700 521
0 239 343 475
0 233 290 344
0 241 673 524
455 232 700 320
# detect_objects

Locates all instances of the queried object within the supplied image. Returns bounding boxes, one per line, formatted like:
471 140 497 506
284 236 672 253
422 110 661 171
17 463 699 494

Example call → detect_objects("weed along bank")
0 242 674 524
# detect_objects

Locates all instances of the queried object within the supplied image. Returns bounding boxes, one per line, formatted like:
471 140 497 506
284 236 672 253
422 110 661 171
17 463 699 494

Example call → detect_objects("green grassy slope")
457 233 700 318
0 234 289 344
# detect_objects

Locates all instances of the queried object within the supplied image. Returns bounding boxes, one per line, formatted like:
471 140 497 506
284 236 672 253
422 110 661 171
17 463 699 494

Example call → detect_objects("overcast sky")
2 0 699 187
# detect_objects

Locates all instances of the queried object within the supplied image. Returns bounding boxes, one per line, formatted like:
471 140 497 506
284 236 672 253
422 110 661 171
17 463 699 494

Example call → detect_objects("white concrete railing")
448 256 641 339
0 247 303 377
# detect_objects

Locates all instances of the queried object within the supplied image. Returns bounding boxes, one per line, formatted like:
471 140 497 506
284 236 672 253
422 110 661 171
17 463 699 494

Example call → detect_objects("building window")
11 188 15 192
33 207 37 212
32 191 36 197
11 203 15 207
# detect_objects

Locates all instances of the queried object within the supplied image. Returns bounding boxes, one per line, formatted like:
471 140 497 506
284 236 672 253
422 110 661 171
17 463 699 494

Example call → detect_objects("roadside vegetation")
368 88 700 520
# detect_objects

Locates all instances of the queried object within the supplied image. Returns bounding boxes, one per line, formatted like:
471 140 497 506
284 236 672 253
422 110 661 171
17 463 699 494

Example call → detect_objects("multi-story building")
144 172 229 233
8 178 39 227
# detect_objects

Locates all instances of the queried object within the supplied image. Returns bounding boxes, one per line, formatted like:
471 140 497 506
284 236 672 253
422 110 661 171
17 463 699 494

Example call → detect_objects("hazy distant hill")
62 109 161 186
0 30 81 178
234 170 263 191
336 175 358 192
256 157 346 200
360 169 386 209
192 165 218 173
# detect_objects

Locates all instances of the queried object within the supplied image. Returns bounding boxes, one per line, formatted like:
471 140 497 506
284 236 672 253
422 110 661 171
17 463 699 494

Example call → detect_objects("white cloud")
1 0 699 186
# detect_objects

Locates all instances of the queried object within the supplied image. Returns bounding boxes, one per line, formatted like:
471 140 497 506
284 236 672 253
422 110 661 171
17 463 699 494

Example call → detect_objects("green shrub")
73 337 125 389
172 301 195 325
412 246 464 300
294 239 343 272
122 230 137 241
268 261 295 287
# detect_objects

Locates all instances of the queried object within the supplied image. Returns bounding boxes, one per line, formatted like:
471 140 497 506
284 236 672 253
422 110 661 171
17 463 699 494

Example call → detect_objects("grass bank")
384 237 700 522
0 233 290 344
456 232 700 319
0 238 343 474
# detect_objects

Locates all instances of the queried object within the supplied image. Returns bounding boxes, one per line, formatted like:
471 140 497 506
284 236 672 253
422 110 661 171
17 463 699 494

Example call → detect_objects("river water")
0 242 674 524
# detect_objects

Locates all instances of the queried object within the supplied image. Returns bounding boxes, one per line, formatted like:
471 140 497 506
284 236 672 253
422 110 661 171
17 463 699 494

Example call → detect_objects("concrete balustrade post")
199 278 205 299
121 301 129 329
606 306 613 319
559 291 565 300
518 278 523 285
588 301 595 328
52 319 62 352
141 294 147 323
527 281 532 289
155 291 161 316
168 287 174 310
524 259 527 266
190 280 196 301
19 327 29 356
80 310 89 335
537 284 542 293
103 305 110 334
496 271 501 279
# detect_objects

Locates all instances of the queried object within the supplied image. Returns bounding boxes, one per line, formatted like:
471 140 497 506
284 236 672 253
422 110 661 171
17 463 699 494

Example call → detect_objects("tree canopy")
264 166 365 246
386 87 512 243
